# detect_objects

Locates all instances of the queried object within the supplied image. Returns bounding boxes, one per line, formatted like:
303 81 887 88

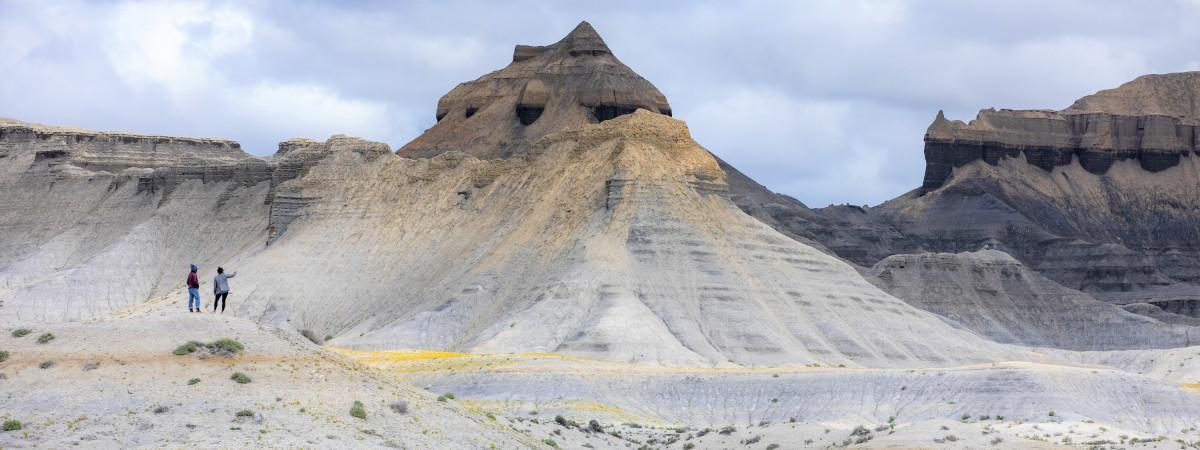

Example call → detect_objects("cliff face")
820 72 1200 313
0 117 387 321
921 72 1200 192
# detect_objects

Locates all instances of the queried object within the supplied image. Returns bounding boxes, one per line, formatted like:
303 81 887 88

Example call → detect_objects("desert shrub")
589 419 603 433
888 415 895 423
11 329 31 338
152 405 169 414
741 435 761 444
979 414 991 420
442 392 455 399
486 412 495 421
962 413 971 420
390 400 407 414
554 415 568 427
851 425 870 436
235 410 255 417
350 400 366 419
36 333 54 344
324 334 332 341
542 439 557 447
789 417 797 423
299 329 324 345
990 437 1004 445
767 444 780 450
172 341 199 355
211 338 244 354
718 425 736 435
39 360 54 369
1048 410 1055 416
436 395 447 402
188 378 200 385
995 415 1005 420
230 372 251 384
3 419 20 431
682 444 694 450
0 350 8 363
83 362 100 371
874 424 889 432
945 434 959 442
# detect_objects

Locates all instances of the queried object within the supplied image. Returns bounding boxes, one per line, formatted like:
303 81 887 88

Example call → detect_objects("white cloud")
2 0 1198 204
103 1 252 95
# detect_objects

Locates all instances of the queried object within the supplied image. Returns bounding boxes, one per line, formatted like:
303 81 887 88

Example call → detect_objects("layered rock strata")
0 118 385 320
868 250 1198 350
234 110 1017 368
921 72 1200 191
805 72 1200 310
397 21 672 160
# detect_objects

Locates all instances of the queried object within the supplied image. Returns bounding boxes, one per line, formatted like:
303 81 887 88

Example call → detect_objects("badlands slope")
1 21 1200 449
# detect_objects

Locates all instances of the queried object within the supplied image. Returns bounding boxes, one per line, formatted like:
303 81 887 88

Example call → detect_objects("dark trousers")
214 292 228 311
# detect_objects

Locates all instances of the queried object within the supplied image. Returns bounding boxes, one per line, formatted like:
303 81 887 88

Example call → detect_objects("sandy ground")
0 296 538 449
0 294 1198 448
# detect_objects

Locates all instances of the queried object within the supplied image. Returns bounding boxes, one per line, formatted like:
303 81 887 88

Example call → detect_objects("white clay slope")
220 110 1017 368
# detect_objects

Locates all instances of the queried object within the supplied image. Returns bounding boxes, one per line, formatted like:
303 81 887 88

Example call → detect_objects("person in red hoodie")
187 264 200 313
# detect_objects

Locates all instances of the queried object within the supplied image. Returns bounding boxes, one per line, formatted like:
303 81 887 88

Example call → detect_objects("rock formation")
396 21 672 160
868 250 1198 350
921 72 1200 191
236 110 1017 368
805 72 1200 318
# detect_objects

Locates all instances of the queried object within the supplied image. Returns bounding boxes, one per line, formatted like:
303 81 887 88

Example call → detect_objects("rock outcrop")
802 72 1200 313
396 21 672 160
0 117 389 321
921 72 1200 191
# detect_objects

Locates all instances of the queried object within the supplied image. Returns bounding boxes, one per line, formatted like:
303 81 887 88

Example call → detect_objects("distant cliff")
921 72 1200 191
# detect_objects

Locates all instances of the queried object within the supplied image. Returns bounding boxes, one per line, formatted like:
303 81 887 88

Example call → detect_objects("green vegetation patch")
350 400 366 419
235 410 255 417
11 329 31 338
187 378 201 385
230 372 251 384
172 341 200 356
211 338 244 354
36 333 55 344
2 419 20 431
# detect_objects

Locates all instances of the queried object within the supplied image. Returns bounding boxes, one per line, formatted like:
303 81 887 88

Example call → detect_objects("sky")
2 1 1198 207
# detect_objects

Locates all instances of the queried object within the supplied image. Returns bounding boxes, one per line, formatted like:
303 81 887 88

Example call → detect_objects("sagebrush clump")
11 329 31 338
390 400 407 414
230 372 251 384
172 341 200 355
211 338 244 354
350 400 366 419
2 419 20 431
36 333 54 344
235 410 255 417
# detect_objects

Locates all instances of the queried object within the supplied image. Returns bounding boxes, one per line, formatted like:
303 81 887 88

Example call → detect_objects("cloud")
2 0 1198 206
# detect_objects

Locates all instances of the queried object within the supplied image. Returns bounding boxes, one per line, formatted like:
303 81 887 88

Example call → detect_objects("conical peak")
557 21 610 56
400 21 673 160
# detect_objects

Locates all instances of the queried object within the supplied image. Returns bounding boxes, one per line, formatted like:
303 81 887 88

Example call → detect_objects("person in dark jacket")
187 264 200 313
212 267 237 314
